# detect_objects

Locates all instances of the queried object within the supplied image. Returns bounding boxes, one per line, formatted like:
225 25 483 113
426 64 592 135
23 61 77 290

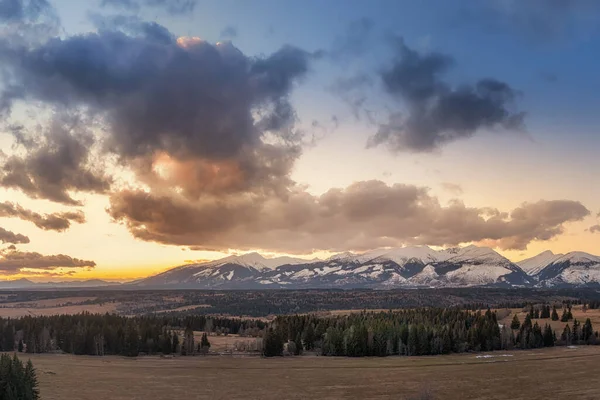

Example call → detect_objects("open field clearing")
26 346 600 400
497 305 600 333
0 302 119 318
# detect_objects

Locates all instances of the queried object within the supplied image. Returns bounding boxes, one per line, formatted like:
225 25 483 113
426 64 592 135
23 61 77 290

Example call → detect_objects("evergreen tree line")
0 354 39 400
262 308 599 357
0 313 264 357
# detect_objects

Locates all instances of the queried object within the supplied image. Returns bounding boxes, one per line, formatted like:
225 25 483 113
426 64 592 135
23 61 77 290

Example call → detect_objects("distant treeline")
3 288 600 317
0 314 265 357
263 306 598 357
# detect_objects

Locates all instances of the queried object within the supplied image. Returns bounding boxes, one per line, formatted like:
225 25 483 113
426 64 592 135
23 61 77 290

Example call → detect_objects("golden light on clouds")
176 36 204 48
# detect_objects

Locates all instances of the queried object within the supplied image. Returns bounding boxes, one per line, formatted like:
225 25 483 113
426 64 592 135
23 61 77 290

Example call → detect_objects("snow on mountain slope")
372 246 440 265
536 251 600 286
443 245 512 264
517 251 563 276
134 246 600 289
205 252 314 270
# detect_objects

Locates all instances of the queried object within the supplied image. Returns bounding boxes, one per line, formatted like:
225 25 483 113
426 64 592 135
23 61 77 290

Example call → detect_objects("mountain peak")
517 251 563 275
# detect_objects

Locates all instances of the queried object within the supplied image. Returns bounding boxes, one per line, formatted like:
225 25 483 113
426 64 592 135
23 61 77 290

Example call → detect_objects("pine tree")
24 360 40 400
18 340 23 353
263 328 283 357
560 308 569 322
172 333 179 354
199 332 211 355
302 323 316 351
572 319 580 344
561 324 572 346
582 318 594 343
523 314 533 329
510 314 520 330
551 306 559 321
294 332 303 355
542 324 554 347
407 325 418 356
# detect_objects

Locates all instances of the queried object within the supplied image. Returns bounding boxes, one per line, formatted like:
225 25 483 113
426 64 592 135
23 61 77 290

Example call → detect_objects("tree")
560 308 569 322
551 306 559 321
582 318 594 343
572 319 580 344
263 328 283 357
172 333 180 354
302 324 316 351
18 340 23 353
510 314 521 330
199 332 211 355
24 360 40 400
0 354 39 400
294 332 303 355
542 324 554 347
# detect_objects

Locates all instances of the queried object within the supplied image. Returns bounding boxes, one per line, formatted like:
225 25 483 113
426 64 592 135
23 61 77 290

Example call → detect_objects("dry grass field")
0 302 119 318
496 304 600 333
26 346 600 400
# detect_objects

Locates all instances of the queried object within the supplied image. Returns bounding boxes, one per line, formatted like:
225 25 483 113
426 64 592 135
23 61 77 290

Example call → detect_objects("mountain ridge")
134 245 600 289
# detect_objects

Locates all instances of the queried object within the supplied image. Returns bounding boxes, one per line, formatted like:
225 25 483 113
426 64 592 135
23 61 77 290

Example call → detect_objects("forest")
263 304 597 357
0 353 39 400
0 314 265 357
0 302 596 358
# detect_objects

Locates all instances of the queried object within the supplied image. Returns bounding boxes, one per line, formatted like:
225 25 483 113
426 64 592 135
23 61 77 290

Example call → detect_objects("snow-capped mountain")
133 245 557 289
517 250 563 276
532 252 600 287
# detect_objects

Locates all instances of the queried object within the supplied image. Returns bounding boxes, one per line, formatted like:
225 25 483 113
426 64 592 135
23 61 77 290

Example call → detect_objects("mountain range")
132 245 600 289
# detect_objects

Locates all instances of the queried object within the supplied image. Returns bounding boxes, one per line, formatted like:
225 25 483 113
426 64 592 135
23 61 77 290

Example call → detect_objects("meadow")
28 346 600 400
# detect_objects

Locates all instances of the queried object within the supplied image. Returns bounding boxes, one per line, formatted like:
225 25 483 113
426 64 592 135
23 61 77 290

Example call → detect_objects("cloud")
99 0 197 15
0 227 29 244
590 225 600 234
0 249 95 274
108 180 589 253
0 22 318 207
0 202 85 231
0 0 51 22
220 25 237 39
368 38 525 153
441 182 463 195
457 0 600 42
0 113 112 205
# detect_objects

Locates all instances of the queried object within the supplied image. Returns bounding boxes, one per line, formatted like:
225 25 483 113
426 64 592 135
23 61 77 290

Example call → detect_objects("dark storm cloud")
0 227 29 244
88 14 173 44
368 38 525 152
100 0 197 15
0 0 51 22
0 114 112 205
108 180 589 253
0 249 95 273
0 35 313 160
0 23 318 204
0 202 85 231
220 26 237 39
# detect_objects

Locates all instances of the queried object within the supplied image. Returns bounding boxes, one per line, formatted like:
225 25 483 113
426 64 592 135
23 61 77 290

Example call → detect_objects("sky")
0 0 599 281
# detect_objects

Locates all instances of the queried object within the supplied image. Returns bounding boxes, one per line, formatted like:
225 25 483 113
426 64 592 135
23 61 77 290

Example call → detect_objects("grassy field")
496 304 600 334
25 346 600 400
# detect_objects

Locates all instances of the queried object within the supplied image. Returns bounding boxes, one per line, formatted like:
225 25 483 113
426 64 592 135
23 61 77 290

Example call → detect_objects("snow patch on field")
475 354 513 359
